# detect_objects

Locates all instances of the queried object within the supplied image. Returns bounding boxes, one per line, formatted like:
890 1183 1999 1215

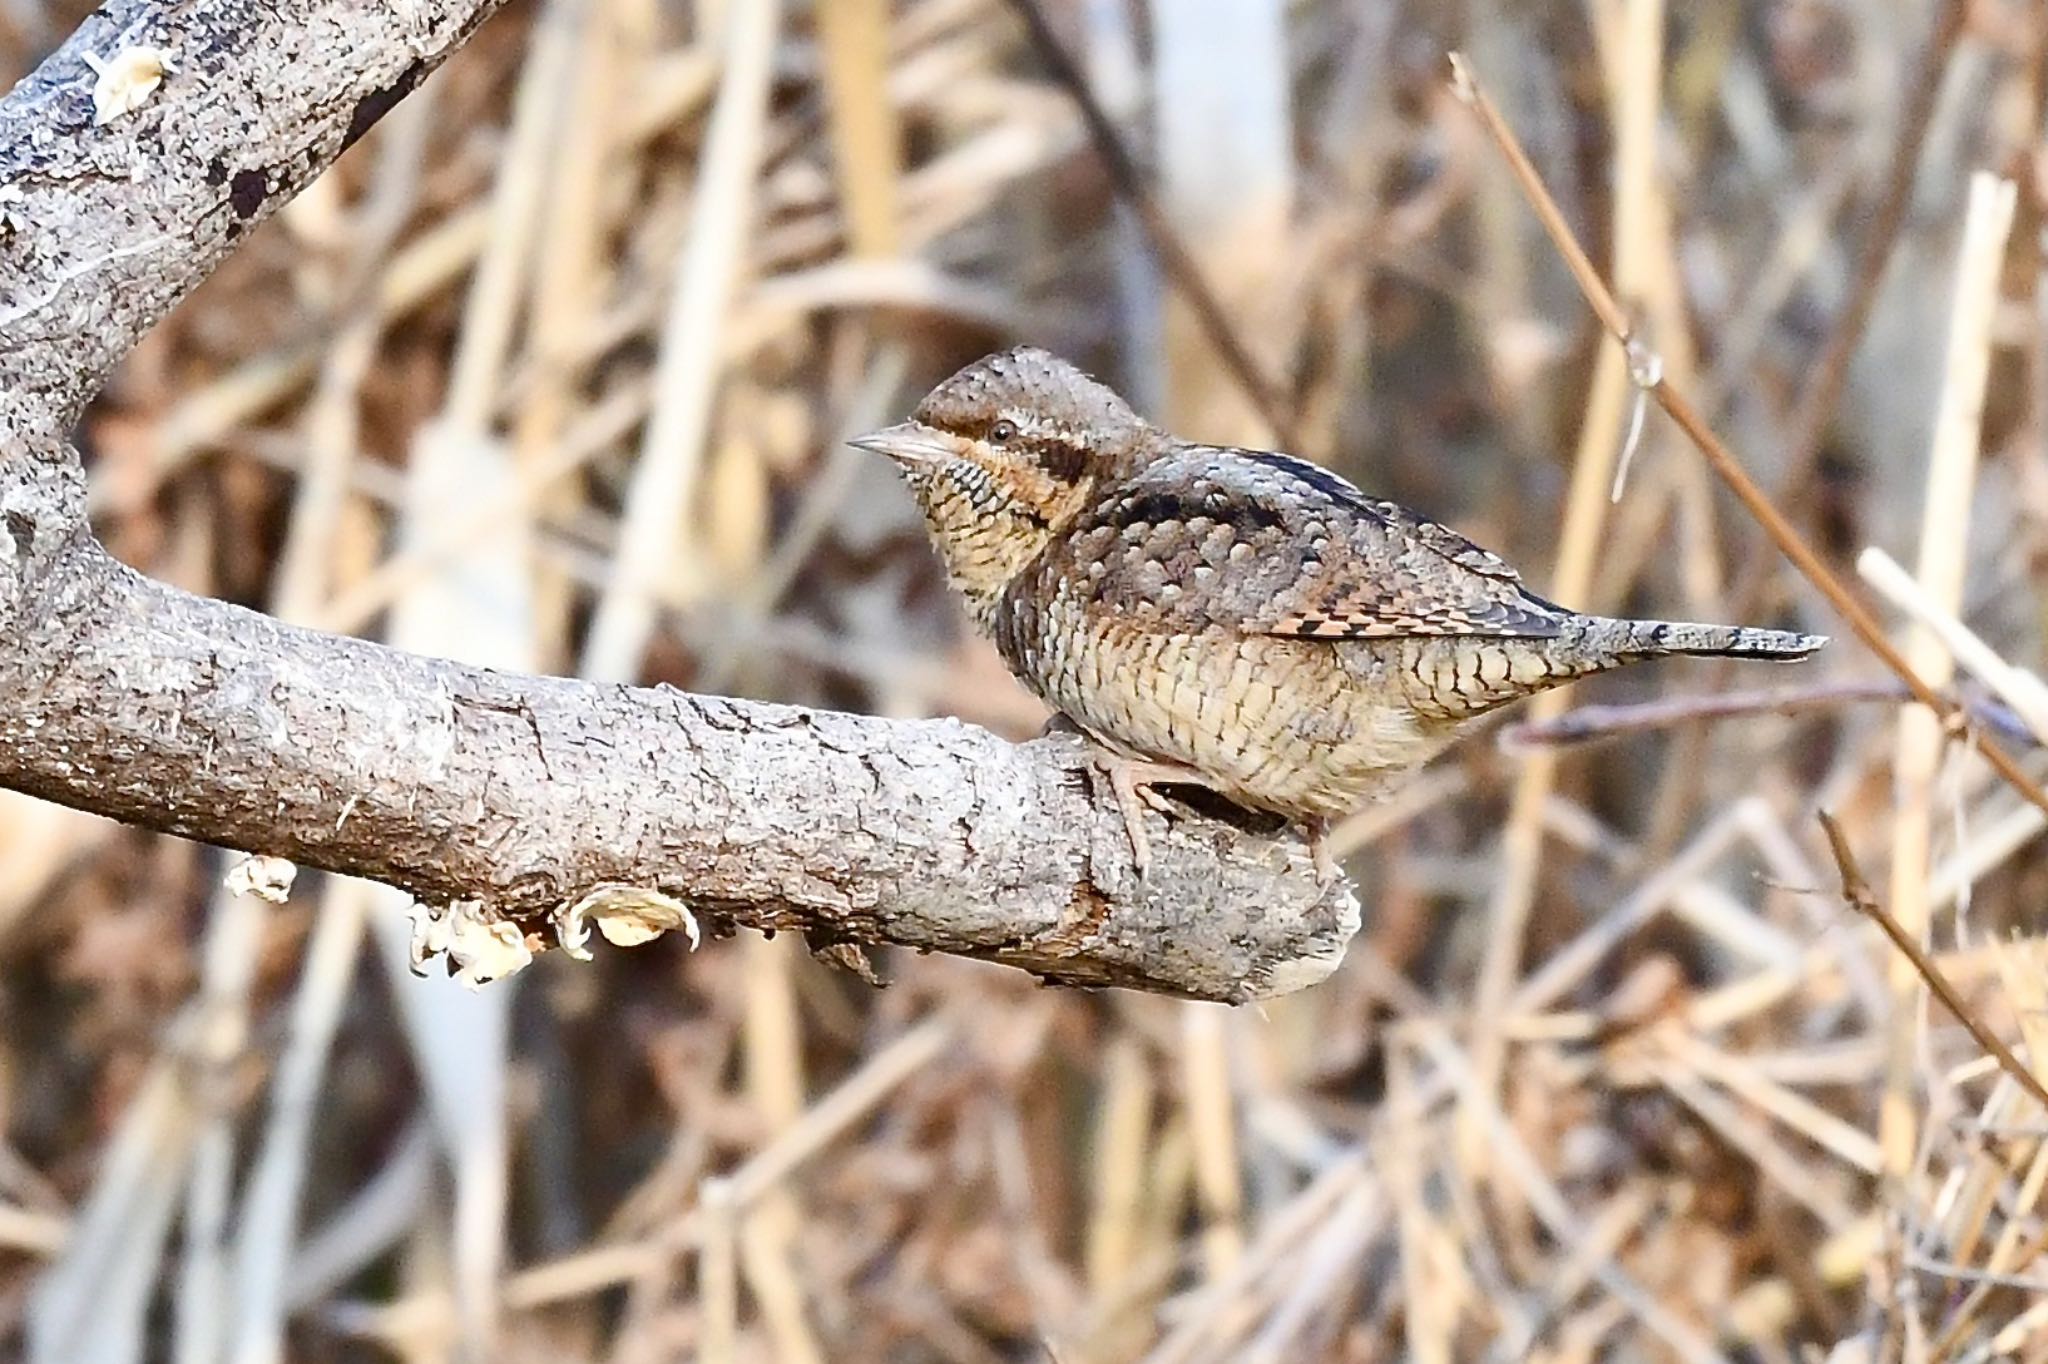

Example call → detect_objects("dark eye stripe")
1024 436 1089 482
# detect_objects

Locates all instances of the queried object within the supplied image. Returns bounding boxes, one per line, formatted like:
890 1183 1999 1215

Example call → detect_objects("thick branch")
0 0 1359 1002
0 542 1356 999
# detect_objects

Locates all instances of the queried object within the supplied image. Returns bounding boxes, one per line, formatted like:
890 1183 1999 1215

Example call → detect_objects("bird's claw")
1098 753 1209 878
1098 753 1339 886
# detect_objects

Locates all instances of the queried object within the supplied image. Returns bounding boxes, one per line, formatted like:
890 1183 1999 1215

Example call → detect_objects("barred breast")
995 572 1454 820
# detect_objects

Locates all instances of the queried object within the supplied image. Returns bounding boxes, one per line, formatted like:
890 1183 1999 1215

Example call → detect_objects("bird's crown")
908 347 1148 474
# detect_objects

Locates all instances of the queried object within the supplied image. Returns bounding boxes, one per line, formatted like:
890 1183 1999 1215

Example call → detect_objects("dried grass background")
2 0 2047 1360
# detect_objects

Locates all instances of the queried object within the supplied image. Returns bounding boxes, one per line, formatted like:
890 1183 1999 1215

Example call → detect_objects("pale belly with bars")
997 586 1468 821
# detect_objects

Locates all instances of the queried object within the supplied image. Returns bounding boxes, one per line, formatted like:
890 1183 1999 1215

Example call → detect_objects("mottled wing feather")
1031 445 1563 641
1245 453 1523 583
1232 451 1565 640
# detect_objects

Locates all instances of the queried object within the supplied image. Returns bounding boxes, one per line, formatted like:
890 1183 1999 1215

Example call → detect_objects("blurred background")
2 0 2047 1359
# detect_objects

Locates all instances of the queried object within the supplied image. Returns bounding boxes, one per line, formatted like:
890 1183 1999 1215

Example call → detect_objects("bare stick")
579 0 782 682
1756 0 1971 529
1858 546 2048 744
1818 812 2048 1116
1700 0 1969 725
1499 681 2038 753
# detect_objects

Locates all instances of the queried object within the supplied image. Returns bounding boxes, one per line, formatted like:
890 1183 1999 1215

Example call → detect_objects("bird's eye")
989 419 1017 445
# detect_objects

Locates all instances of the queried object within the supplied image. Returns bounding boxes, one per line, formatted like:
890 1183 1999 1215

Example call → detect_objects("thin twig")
815 0 900 258
1084 1034 1152 1303
739 931 825 1364
227 881 375 1362
1181 1004 1244 1279
1498 680 2040 753
1924 944 2048 1354
1818 811 2048 1116
404 1019 958 1319
1141 1154 1375 1364
98 45 723 520
999 0 1300 449
1447 54 2048 827
700 1176 739 1364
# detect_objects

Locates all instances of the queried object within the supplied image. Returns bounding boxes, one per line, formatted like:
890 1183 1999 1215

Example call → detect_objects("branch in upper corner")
0 0 512 431
1764 0 1970 525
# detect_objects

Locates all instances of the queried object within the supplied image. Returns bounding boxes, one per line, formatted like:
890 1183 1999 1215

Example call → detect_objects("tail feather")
1581 616 1827 661
1391 617 1825 724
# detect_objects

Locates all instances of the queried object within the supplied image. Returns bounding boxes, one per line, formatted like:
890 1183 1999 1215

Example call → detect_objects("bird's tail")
1392 616 1824 724
1575 616 1827 661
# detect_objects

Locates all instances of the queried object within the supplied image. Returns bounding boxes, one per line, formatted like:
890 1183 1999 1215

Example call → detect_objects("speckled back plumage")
859 348 1825 828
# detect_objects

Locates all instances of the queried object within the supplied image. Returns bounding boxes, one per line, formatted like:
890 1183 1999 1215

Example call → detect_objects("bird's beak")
848 421 954 466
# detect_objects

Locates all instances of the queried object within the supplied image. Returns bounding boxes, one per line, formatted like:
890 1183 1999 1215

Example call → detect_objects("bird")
851 347 1825 880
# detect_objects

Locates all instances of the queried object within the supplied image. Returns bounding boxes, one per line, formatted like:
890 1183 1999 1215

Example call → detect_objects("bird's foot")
1098 753 1211 877
1303 816 1337 884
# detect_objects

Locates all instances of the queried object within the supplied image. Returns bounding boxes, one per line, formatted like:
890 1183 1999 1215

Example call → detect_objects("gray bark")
0 0 1358 1003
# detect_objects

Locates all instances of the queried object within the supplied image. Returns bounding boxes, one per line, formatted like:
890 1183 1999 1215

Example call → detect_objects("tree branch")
0 0 1358 1003
0 1 502 425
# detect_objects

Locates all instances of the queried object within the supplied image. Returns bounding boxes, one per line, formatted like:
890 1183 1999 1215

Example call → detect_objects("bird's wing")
1049 446 1563 639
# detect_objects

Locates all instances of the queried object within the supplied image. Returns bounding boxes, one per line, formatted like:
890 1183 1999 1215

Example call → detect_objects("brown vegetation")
3 1 2047 1360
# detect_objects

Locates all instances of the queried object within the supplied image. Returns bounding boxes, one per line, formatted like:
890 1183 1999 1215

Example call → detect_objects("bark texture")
0 0 1358 1002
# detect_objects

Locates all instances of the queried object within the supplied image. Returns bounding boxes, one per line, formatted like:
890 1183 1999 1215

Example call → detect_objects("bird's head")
852 347 1160 625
